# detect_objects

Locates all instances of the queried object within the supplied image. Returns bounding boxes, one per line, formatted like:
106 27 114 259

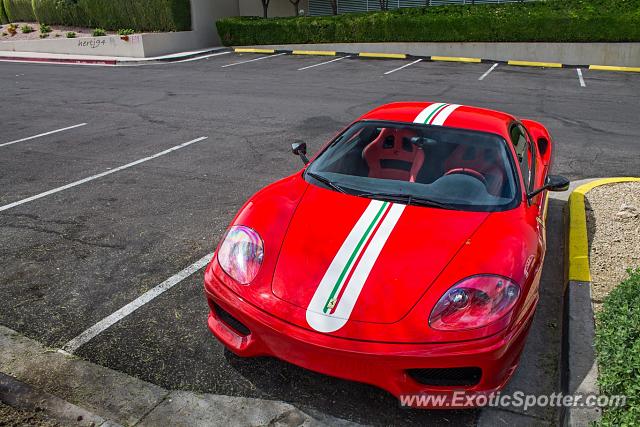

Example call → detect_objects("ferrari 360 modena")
203 102 569 408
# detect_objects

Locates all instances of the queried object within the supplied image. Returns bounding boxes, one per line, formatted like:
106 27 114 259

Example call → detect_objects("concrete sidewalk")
0 325 354 426
0 48 230 66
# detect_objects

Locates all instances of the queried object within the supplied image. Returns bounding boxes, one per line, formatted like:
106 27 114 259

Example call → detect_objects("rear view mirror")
528 175 570 199
291 141 309 165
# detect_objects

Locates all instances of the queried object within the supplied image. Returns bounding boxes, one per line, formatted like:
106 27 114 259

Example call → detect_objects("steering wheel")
444 168 488 185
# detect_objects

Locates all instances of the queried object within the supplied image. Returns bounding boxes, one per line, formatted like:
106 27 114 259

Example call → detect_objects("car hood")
271 185 490 328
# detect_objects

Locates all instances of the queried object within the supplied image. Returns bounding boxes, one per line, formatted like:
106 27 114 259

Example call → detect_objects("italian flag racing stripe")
413 102 461 126
306 201 405 333
305 102 462 333
322 201 390 313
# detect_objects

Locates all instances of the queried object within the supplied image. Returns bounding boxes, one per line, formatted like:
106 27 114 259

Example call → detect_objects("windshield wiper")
357 191 456 209
306 172 348 194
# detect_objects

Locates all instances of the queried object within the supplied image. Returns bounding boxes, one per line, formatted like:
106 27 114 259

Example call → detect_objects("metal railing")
309 0 536 16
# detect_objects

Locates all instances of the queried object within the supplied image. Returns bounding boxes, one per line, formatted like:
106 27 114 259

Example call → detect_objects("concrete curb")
234 47 640 72
0 47 231 66
0 372 119 427
561 177 640 426
0 325 355 426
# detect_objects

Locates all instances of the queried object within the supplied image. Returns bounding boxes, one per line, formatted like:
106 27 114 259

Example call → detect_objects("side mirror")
528 175 570 199
291 141 309 165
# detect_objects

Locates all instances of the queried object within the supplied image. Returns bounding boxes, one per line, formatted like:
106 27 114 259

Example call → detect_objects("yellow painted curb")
508 60 563 68
234 48 275 54
292 50 336 56
359 52 407 59
431 56 481 63
568 177 640 282
589 65 640 73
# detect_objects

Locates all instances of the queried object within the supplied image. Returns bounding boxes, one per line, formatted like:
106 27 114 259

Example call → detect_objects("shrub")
2 0 35 22
19 23 32 32
0 0 8 24
77 0 190 32
216 0 640 46
91 27 104 36
38 32 47 37
117 28 134 35
595 268 640 425
6 22 16 34
39 22 51 32
32 0 87 28
65 30 74 37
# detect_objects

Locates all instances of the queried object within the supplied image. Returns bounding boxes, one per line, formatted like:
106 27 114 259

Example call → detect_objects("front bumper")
204 269 534 409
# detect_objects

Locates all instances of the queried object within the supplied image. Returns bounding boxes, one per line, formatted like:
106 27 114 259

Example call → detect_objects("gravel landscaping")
586 181 640 309
0 22 117 40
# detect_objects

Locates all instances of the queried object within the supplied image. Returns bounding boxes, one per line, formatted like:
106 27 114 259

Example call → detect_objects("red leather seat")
363 128 424 182
443 145 505 196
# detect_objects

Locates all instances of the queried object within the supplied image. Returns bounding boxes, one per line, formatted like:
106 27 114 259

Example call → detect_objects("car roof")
358 102 516 139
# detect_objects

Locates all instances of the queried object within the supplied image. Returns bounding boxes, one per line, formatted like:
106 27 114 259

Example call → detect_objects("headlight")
429 275 520 331
217 226 264 285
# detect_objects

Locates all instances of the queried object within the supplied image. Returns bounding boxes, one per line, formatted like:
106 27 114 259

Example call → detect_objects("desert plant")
20 23 33 33
6 22 16 35
117 28 134 35
39 23 51 33
39 32 48 37
91 27 105 36
66 31 75 38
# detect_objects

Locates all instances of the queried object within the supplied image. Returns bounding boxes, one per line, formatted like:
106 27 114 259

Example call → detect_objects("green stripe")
323 201 389 313
423 103 448 125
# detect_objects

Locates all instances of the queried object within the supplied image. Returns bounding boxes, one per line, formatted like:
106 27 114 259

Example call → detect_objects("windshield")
305 121 519 212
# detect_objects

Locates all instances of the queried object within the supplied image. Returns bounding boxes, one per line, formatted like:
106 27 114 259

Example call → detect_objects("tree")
327 0 337 15
261 0 270 18
289 0 301 15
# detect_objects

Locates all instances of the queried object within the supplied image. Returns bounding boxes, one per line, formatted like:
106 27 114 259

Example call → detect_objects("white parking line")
383 59 423 75
297 55 351 71
172 51 231 63
0 123 87 148
577 68 586 87
61 253 213 354
0 136 208 212
221 52 286 68
479 63 499 81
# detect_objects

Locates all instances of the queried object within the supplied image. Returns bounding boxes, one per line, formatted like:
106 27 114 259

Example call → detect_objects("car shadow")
224 349 477 426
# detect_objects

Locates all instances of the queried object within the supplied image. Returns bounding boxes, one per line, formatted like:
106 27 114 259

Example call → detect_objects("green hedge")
4 0 191 31
0 0 8 24
2 0 36 22
32 0 87 27
595 268 640 425
216 0 640 45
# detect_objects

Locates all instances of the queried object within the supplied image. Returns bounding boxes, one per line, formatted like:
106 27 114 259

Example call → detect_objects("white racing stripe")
306 201 405 333
0 136 208 212
62 253 213 353
1 123 87 148
431 104 461 126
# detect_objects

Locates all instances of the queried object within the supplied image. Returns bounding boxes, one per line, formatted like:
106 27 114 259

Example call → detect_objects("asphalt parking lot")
1 52 639 425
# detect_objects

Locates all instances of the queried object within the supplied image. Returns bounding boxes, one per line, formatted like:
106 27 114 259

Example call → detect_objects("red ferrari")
204 102 569 407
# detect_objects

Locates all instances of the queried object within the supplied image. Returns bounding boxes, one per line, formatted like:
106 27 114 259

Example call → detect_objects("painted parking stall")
0 49 639 426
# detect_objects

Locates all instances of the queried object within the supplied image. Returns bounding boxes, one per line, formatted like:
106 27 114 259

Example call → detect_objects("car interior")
316 123 513 200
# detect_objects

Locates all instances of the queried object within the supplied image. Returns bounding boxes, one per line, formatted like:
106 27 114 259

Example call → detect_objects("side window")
510 124 533 191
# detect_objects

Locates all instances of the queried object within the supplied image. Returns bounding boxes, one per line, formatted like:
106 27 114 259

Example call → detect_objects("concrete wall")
239 0 309 17
246 42 640 67
0 0 241 57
